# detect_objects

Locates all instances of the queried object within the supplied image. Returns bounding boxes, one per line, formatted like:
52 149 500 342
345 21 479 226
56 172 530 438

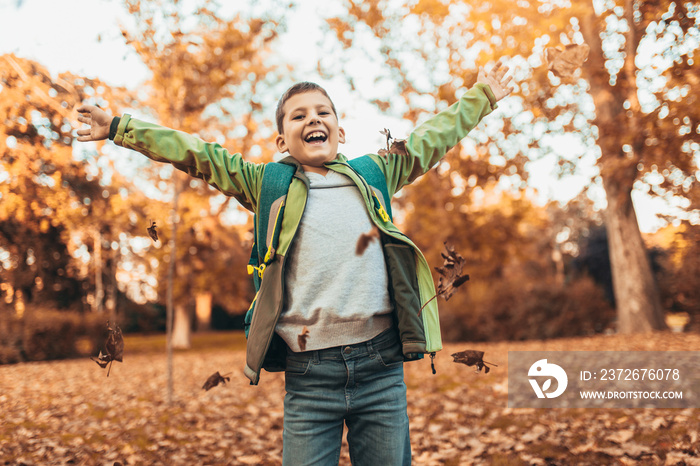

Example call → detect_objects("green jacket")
114 84 497 385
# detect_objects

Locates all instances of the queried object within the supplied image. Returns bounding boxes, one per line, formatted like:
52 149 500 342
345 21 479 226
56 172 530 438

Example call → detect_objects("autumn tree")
325 0 699 334
651 221 700 329
0 54 143 315
0 54 171 363
119 0 290 347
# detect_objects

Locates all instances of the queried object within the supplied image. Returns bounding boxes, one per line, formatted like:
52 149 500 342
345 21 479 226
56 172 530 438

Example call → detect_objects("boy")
77 63 512 465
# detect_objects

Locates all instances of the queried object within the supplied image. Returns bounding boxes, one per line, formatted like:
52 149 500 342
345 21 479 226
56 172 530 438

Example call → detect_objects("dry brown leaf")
451 350 497 373
91 322 124 377
202 371 231 391
147 220 159 243
387 139 408 156
434 243 470 302
377 128 408 158
545 44 590 78
297 326 310 351
355 226 380 255
418 243 470 317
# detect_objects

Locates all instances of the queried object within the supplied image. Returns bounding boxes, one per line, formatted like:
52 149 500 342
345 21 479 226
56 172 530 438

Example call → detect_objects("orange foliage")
0 54 138 309
326 0 699 335
119 0 289 313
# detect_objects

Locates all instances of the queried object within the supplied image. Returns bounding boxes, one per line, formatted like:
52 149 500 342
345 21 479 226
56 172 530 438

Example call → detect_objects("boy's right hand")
76 105 112 142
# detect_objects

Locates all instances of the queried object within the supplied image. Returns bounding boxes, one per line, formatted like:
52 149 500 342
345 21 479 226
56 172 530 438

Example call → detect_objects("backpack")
244 156 393 337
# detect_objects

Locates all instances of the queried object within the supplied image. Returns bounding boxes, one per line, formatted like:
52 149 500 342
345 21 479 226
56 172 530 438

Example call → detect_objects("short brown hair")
275 82 338 134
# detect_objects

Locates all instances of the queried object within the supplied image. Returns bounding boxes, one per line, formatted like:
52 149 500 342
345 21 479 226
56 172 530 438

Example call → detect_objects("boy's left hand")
477 61 513 102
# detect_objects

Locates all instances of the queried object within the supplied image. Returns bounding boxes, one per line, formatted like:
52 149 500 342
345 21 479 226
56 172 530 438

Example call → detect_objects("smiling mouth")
305 131 328 144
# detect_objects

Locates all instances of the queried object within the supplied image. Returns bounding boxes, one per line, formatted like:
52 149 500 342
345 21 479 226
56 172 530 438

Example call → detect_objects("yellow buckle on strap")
246 263 266 279
373 192 390 223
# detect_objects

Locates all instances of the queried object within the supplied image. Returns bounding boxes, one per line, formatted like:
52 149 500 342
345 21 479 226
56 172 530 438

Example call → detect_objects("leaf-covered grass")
1 331 699 465
123 330 248 355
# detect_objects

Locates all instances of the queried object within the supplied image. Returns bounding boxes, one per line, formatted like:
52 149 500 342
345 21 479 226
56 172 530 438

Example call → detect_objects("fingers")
491 62 513 93
489 63 509 81
77 104 96 114
76 128 97 142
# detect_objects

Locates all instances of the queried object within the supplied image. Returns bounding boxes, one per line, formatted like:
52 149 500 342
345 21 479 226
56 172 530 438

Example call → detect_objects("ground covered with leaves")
1 331 699 465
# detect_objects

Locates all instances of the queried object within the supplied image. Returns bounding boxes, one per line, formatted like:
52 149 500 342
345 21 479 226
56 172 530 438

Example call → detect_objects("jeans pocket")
285 356 312 376
376 341 404 368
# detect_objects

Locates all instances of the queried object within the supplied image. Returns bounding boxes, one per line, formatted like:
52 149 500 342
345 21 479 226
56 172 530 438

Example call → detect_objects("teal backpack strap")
245 162 294 338
247 162 295 286
348 156 393 222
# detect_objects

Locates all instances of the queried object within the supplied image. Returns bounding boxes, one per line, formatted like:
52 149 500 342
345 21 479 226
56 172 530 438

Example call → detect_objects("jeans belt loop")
366 338 375 355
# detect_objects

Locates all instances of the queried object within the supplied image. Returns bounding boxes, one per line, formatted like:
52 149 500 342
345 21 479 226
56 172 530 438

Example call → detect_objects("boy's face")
276 91 345 171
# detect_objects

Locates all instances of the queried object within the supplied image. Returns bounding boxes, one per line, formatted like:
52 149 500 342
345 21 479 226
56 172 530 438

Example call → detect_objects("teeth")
305 131 327 142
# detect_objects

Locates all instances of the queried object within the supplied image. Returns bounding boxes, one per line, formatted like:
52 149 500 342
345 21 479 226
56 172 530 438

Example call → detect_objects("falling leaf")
147 220 159 243
377 128 408 158
91 323 124 377
297 326 310 351
355 226 380 255
380 128 392 145
418 243 470 317
434 242 470 302
202 371 231 391
544 44 590 78
451 350 498 374
387 139 408 156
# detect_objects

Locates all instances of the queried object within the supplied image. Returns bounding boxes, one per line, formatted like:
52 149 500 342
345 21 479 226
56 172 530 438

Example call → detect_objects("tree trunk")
105 256 117 325
166 172 181 404
602 177 667 333
580 5 667 334
172 303 191 349
93 228 104 313
195 292 212 331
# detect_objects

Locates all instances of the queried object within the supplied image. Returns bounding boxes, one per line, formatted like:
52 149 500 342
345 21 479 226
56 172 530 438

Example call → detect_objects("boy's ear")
338 127 346 144
276 134 289 153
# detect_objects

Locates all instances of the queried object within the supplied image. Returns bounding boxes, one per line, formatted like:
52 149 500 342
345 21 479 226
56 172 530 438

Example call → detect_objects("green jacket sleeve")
113 114 264 212
377 83 498 196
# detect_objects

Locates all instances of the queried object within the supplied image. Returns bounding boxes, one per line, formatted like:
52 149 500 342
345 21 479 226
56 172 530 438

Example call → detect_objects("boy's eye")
292 115 304 120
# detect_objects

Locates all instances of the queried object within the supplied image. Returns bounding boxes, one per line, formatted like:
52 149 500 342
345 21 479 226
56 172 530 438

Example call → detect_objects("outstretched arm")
376 59 515 194
77 110 265 212
76 105 113 142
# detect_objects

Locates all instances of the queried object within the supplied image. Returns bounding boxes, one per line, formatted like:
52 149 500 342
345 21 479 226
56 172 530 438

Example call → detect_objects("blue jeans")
282 327 411 465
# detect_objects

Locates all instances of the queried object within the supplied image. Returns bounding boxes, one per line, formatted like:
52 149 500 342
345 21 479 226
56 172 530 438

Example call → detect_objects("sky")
0 0 679 232
0 0 403 156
